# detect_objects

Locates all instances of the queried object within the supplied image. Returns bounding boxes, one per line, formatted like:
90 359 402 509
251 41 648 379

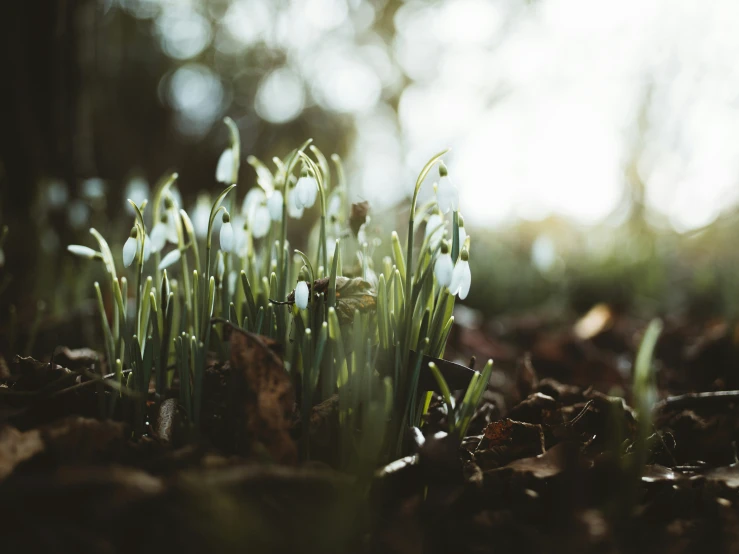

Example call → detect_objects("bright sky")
126 0 739 231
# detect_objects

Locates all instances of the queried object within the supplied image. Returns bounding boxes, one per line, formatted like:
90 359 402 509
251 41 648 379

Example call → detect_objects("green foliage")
67 121 490 470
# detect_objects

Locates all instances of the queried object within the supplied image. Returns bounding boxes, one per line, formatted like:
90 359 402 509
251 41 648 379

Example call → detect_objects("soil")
1 306 738 553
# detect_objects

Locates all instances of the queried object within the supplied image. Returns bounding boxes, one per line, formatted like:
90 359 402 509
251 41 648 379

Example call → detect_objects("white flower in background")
434 242 454 288
295 280 309 310
267 190 283 221
425 213 445 250
124 177 149 216
287 187 304 219
458 214 467 248
450 249 471 300
295 172 318 209
82 178 105 200
163 197 180 243
67 245 99 259
242 187 266 220
247 155 275 193
216 147 235 184
435 163 458 214
220 212 234 252
159 249 181 270
142 235 152 262
327 236 338 258
122 227 138 268
232 215 249 257
150 217 169 252
192 194 211 239
252 206 271 239
327 194 342 220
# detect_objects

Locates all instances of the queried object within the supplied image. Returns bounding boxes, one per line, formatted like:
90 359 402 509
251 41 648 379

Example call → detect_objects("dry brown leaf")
229 329 297 464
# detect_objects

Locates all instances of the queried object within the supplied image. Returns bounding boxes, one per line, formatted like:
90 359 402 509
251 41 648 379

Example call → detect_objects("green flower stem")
150 173 178 290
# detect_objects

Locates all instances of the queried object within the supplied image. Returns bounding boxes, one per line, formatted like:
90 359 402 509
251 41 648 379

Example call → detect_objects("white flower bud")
216 147 235 184
436 175 459 214
434 251 454 288
142 235 152 262
158 249 181 270
252 206 271 238
220 220 234 252
67 245 99 259
449 251 471 300
150 221 168 252
287 187 304 219
267 190 283 221
122 233 137 268
296 175 318 209
295 280 309 310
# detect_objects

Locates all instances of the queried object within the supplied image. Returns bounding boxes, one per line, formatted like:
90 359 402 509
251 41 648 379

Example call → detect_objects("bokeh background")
2 0 739 348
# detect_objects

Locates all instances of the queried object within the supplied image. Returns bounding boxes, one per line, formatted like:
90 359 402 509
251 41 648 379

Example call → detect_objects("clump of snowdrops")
68 118 491 469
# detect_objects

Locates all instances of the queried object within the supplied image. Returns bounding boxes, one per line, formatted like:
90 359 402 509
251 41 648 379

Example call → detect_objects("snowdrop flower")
252 206 271 239
295 171 318 209
287 187 304 219
295 280 309 310
123 227 138 268
434 241 453 288
247 155 275 192
220 211 234 252
425 213 445 250
158 249 181 270
242 187 266 219
124 177 149 216
150 216 169 252
435 162 458 214
458 213 467 248
450 249 471 300
216 147 235 184
191 195 211 239
142 235 152 263
267 190 283 221
327 193 342 221
67 245 99 259
232 215 249 257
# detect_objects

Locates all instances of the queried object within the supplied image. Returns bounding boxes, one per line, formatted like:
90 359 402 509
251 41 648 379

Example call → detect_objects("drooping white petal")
327 194 342 219
296 176 318 209
242 187 267 220
436 176 459 213
434 253 454 288
192 196 211 239
166 214 179 244
67 245 98 259
143 235 152 262
252 206 271 238
267 191 283 221
158 249 181 270
425 214 445 250
220 221 234 252
287 187 304 219
122 236 137 267
150 222 168 252
216 148 235 183
295 280 309 310
450 260 471 300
